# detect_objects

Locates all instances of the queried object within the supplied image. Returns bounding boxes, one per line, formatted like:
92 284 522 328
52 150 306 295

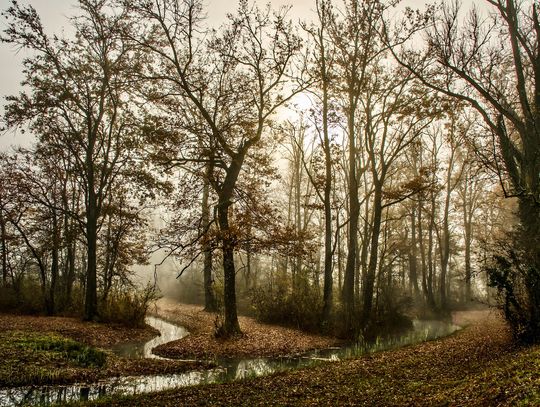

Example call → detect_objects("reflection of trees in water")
230 359 275 380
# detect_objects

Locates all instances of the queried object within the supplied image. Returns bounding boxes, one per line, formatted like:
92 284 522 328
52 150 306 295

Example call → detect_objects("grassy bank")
81 310 540 406
0 331 106 387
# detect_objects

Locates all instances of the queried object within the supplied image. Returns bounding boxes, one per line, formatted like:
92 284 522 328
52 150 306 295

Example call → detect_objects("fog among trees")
1 0 538 344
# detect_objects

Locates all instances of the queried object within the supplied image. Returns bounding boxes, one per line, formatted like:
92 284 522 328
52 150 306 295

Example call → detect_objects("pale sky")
0 0 445 149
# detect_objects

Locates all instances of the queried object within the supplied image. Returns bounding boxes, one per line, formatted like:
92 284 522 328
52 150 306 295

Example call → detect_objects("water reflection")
0 318 460 407
111 316 189 359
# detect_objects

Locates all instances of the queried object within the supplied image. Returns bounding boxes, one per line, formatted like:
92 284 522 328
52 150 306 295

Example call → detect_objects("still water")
0 316 460 406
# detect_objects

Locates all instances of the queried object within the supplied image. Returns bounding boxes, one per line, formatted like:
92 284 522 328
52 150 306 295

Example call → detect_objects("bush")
99 283 161 327
251 275 323 333
486 250 540 343
0 286 19 311
359 286 414 341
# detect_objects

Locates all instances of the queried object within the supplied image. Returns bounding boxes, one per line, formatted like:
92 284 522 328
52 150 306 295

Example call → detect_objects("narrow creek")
0 316 460 406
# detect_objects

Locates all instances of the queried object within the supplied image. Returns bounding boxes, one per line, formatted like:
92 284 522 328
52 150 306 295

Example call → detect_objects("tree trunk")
202 169 217 312
463 207 472 303
439 145 455 312
62 183 77 309
321 67 333 325
342 108 359 334
409 207 420 296
0 199 8 288
215 155 244 337
217 203 241 336
102 217 112 302
418 200 432 308
427 191 436 310
48 212 60 316
361 184 382 327
84 196 98 321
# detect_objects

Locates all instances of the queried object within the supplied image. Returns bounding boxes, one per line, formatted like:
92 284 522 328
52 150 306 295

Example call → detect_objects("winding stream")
0 316 460 407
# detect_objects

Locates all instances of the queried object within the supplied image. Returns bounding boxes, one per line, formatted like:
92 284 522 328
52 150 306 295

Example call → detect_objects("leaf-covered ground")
0 299 341 389
83 309 540 406
151 299 344 359
0 314 157 347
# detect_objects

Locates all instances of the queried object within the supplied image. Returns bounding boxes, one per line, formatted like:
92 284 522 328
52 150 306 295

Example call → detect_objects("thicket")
251 275 323 333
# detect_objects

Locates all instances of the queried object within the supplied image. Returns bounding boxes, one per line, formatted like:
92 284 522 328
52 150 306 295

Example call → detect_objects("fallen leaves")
0 313 214 389
0 313 157 347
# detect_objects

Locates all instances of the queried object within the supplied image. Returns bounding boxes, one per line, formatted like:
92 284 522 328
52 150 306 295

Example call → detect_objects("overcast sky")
0 0 436 149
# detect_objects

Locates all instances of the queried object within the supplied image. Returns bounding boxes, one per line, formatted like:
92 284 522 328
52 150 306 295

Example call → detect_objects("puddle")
0 317 460 406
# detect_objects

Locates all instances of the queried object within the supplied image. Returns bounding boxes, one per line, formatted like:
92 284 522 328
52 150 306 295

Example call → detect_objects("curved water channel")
0 315 461 406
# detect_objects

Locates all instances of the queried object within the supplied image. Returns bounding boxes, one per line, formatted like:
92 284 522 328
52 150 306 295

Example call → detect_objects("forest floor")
83 308 540 406
0 313 211 388
0 299 342 389
150 298 344 359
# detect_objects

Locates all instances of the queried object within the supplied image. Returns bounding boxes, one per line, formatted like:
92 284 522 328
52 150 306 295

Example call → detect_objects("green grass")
0 331 106 387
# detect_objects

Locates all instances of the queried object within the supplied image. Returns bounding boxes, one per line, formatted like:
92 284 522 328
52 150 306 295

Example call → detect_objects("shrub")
99 283 161 327
0 278 46 314
0 286 19 311
357 286 414 341
251 275 323 333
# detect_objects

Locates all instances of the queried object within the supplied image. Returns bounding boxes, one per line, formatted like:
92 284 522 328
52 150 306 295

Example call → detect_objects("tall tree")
330 0 381 334
128 0 305 336
304 0 336 325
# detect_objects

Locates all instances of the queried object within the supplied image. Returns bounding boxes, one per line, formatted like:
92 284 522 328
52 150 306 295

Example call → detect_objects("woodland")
0 0 539 404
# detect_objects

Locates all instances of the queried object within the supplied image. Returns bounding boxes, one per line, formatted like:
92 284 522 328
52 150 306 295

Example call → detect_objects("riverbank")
83 309 540 406
150 298 344 359
0 313 210 388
